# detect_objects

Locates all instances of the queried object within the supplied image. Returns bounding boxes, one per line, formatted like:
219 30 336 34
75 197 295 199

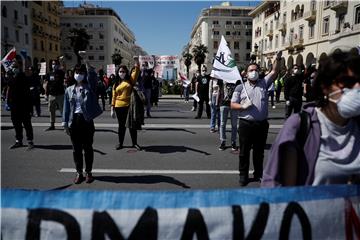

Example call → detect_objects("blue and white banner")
1 185 359 239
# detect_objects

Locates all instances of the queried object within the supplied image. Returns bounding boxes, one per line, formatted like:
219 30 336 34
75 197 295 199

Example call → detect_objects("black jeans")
11 108 33 143
196 96 210 118
115 106 137 146
70 113 95 174
238 119 269 179
285 97 302 119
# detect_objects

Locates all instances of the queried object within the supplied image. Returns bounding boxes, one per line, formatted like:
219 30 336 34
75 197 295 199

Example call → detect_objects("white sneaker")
272 105 276 109
191 107 195 111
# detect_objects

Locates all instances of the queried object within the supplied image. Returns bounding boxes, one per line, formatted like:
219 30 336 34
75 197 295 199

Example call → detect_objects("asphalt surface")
1 95 287 191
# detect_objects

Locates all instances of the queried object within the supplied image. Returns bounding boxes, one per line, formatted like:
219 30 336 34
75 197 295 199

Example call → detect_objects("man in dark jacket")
284 64 304 118
7 58 34 150
195 65 211 119
141 62 153 117
45 59 65 130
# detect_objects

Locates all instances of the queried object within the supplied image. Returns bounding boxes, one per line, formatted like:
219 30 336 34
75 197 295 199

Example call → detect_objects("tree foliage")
192 44 208 72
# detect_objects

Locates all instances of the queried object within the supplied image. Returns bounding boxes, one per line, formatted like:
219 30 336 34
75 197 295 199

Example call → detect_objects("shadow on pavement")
35 144 73 150
47 184 73 191
1 126 14 130
94 175 191 189
144 128 196 134
95 129 117 134
143 145 210 155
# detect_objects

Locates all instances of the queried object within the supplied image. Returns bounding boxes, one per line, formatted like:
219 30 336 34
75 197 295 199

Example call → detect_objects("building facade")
30 1 61 71
186 2 254 76
250 0 360 70
1 1 32 67
60 4 137 71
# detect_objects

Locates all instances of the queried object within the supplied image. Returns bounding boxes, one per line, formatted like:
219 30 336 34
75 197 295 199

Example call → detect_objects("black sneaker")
73 173 84 184
9 141 23 149
27 142 34 151
85 172 94 183
231 142 238 151
218 142 226 151
133 144 141 151
239 176 249 187
45 126 55 131
115 144 123 150
194 116 200 119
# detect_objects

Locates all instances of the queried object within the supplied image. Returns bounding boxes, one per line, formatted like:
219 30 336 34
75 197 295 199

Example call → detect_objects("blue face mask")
337 88 360 119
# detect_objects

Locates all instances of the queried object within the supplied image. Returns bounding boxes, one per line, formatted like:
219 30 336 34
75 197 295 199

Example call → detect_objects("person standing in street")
26 67 42 117
209 77 221 132
111 57 141 150
151 71 160 106
284 64 304 118
141 62 153 117
219 81 239 151
231 54 280 186
45 59 65 131
7 58 34 150
62 55 103 184
195 65 211 119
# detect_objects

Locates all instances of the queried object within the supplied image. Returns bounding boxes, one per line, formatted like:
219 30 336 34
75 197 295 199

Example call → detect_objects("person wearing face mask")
62 57 103 184
45 59 65 131
195 65 211 119
7 58 34 150
262 50 360 187
111 57 141 150
284 64 304 118
230 53 280 186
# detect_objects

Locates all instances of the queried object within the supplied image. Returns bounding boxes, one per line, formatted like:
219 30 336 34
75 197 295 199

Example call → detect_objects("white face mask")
336 88 360 118
248 71 259 81
74 73 84 82
119 72 126 79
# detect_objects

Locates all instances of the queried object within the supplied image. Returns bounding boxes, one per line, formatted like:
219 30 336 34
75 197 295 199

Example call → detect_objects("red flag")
1 47 16 72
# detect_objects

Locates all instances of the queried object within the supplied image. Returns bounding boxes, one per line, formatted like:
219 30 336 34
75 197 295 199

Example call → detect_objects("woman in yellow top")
111 57 140 150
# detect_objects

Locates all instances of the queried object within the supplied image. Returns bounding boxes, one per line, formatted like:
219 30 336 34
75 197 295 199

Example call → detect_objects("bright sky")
63 1 260 56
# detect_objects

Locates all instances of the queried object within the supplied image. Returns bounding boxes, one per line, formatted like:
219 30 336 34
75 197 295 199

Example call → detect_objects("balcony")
266 29 273 37
225 24 232 29
330 0 348 13
278 23 287 33
293 37 304 49
211 34 221 40
233 25 242 29
304 10 316 22
233 35 242 40
212 24 221 29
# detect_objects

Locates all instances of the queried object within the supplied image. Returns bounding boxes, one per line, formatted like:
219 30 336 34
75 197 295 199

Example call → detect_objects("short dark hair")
246 63 260 72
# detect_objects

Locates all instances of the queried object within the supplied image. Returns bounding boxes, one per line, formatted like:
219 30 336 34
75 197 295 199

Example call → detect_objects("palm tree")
67 28 90 64
111 50 123 66
192 44 208 72
182 52 193 78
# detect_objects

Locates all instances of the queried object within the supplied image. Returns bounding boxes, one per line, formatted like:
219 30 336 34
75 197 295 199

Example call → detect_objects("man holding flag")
231 50 281 186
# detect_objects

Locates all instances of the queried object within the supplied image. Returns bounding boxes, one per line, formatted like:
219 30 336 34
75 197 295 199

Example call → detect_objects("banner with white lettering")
39 62 47 76
1 185 359 239
1 47 16 72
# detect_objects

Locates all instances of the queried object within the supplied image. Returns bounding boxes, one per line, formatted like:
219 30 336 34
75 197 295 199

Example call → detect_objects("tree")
192 44 208 72
111 50 123 66
67 28 90 64
182 52 193 78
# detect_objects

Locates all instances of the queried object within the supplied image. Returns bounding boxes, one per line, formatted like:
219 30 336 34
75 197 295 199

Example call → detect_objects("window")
14 10 18 19
89 35 93 39
115 25 118 31
213 31 219 35
4 27 9 39
49 43 52 51
89 56 94 60
41 41 44 51
309 24 315 38
34 39 37 49
234 41 239 49
24 1 28 8
282 34 286 45
99 45 104 50
24 14 28 25
234 21 241 25
323 16 329 34
246 53 250 61
338 13 345 31
213 20 219 24
213 41 218 49
269 39 272 49
299 25 304 39
89 23 93 28
234 53 239 61
226 21 232 25
246 41 251 50
25 33 29 44
264 39 268 50
99 56 105 60
311 0 316 11
283 13 287 23
66 23 71 27
55 44 58 51
226 31 231 35
89 45 93 50
99 23 103 28
324 1 331 8
275 35 279 48
15 30 19 42
2 6 7 18
355 5 360 24
246 30 251 36
99 33 104 39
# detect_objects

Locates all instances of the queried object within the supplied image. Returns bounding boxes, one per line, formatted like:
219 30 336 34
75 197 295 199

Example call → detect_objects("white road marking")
1 122 283 129
59 168 254 175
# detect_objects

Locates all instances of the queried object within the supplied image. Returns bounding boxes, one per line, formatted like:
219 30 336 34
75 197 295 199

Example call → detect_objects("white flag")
1 47 16 72
210 36 241 83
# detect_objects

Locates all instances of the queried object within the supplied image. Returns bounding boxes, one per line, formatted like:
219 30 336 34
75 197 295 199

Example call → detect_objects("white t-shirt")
74 86 83 114
312 108 360 185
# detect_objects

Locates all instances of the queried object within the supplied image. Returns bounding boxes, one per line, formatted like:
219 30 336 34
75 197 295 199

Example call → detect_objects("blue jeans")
210 95 220 130
220 105 238 143
144 88 152 114
183 86 189 101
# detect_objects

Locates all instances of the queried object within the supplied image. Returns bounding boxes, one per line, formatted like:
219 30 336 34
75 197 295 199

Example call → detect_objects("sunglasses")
119 71 126 73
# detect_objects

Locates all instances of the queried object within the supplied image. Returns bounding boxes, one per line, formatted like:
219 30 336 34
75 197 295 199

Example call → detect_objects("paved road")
1 96 287 191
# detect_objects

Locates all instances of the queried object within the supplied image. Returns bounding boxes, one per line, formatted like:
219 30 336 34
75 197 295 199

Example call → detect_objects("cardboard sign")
39 62 46 76
107 64 116 78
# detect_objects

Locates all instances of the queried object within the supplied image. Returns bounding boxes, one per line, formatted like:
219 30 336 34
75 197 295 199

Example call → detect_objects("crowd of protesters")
3 48 359 187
